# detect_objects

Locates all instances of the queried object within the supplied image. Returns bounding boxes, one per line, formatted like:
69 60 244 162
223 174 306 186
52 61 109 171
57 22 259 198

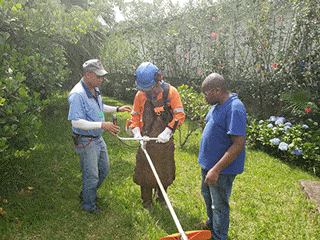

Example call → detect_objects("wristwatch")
116 106 120 112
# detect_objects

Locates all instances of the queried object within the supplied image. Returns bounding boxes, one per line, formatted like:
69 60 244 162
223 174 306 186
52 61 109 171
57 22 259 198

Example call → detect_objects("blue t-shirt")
198 93 247 175
68 78 105 136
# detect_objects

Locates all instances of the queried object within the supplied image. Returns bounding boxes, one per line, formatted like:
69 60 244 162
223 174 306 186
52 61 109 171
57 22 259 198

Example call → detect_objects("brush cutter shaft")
116 136 158 141
141 147 188 240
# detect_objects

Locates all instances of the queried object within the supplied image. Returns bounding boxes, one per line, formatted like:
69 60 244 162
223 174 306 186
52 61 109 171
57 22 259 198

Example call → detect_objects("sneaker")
79 191 101 201
88 207 103 214
193 221 212 230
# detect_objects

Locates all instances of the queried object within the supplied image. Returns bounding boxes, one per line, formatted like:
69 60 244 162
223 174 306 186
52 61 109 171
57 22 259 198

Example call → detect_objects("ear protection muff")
154 72 163 82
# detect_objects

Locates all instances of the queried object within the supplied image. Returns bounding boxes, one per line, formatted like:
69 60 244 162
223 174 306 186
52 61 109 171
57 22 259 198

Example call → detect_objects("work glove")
132 127 142 142
156 127 172 143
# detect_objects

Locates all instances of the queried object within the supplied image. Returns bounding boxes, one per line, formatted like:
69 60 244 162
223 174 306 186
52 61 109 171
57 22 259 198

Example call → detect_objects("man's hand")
101 122 120 135
204 167 220 185
118 106 132 112
156 127 172 143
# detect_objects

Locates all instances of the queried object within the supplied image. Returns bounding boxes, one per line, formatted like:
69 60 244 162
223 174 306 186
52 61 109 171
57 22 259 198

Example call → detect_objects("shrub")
247 115 320 175
177 84 210 147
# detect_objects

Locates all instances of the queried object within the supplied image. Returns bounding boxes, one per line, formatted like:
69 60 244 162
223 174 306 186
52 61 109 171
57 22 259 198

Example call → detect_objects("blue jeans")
74 136 109 211
201 168 236 240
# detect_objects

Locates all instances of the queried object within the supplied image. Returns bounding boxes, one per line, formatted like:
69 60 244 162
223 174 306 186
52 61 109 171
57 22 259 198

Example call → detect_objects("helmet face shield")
135 62 159 92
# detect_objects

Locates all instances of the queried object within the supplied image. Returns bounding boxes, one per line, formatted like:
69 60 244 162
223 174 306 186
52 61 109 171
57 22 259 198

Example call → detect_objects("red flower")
273 63 278 69
211 33 219 38
177 56 180 59
258 49 261 53
263 43 267 47
278 18 283 22
212 17 215 21
305 108 311 114
185 54 188 58
219 63 223 67
199 71 203 75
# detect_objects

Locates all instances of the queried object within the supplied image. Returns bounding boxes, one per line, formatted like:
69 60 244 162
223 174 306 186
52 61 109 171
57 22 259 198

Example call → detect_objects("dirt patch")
299 180 320 213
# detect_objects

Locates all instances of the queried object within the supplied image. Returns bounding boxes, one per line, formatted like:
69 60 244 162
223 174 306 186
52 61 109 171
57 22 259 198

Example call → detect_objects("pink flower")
199 71 203 75
133 66 136 69
212 17 215 21
211 33 219 38
177 56 180 59
273 63 278 69
185 54 189 58
278 18 283 22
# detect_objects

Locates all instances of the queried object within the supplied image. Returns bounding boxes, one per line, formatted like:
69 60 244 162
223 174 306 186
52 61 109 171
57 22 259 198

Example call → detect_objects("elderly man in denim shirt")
68 59 131 213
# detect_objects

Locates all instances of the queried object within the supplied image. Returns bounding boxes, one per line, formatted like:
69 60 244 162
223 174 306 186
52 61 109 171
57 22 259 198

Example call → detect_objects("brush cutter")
113 115 211 240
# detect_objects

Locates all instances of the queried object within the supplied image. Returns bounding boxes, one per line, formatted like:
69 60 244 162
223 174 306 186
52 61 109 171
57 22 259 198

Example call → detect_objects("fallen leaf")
27 187 34 190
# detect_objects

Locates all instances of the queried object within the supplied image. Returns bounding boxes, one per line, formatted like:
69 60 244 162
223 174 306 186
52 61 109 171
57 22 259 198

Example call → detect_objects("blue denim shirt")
198 93 247 175
68 78 104 136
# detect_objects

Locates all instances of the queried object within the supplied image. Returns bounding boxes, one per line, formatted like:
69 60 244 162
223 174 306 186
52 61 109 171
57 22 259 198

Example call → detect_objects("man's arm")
204 135 245 185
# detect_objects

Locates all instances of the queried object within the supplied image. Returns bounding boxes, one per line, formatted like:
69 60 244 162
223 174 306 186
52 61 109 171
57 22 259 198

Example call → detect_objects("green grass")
1 96 320 240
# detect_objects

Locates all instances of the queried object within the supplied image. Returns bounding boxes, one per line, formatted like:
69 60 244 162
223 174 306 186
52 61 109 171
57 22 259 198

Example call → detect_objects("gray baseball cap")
83 59 108 76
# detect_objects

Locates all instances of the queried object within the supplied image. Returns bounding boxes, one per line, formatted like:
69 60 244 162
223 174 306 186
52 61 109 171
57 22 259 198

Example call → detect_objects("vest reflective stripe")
131 110 141 116
173 108 184 114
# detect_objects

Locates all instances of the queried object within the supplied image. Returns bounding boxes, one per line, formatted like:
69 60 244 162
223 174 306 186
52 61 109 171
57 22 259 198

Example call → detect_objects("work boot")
142 200 154 211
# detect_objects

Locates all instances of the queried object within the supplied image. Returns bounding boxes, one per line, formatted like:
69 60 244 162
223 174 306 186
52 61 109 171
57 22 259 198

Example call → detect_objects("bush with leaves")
247 115 320 175
177 84 210 147
105 0 319 123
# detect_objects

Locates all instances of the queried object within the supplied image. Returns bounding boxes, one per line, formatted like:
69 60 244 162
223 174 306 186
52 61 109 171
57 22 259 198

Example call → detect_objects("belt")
73 133 99 138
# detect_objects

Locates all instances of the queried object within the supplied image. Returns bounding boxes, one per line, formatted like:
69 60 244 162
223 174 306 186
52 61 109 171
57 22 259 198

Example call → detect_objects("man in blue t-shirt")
196 73 247 240
68 59 131 214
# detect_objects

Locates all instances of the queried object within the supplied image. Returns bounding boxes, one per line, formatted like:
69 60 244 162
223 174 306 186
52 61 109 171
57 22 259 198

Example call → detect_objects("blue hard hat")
135 62 159 92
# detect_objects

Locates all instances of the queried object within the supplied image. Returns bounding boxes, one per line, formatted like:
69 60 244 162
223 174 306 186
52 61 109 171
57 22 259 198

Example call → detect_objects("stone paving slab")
299 180 320 213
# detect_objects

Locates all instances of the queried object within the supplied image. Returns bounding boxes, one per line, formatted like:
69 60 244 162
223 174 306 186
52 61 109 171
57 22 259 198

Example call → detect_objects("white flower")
259 120 264 124
279 142 289 151
267 123 273 128
270 138 280 145
8 68 13 74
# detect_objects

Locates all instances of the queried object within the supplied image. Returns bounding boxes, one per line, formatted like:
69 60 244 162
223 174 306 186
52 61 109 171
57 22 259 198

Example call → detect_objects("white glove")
157 128 172 143
126 125 133 137
132 127 142 142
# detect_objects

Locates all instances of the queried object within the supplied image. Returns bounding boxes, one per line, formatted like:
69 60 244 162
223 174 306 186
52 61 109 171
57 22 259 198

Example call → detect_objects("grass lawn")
1 96 320 239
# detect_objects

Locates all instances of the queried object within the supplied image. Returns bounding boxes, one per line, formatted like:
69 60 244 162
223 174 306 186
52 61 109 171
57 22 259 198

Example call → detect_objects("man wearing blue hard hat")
129 62 185 210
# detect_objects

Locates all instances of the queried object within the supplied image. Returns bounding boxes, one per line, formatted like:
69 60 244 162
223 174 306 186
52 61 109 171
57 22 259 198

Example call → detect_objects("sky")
115 0 191 22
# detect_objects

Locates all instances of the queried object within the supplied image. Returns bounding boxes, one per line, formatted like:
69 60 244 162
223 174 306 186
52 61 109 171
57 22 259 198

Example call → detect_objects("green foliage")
177 84 210 147
0 0 110 152
247 115 320 175
104 0 319 123
1 98 320 239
